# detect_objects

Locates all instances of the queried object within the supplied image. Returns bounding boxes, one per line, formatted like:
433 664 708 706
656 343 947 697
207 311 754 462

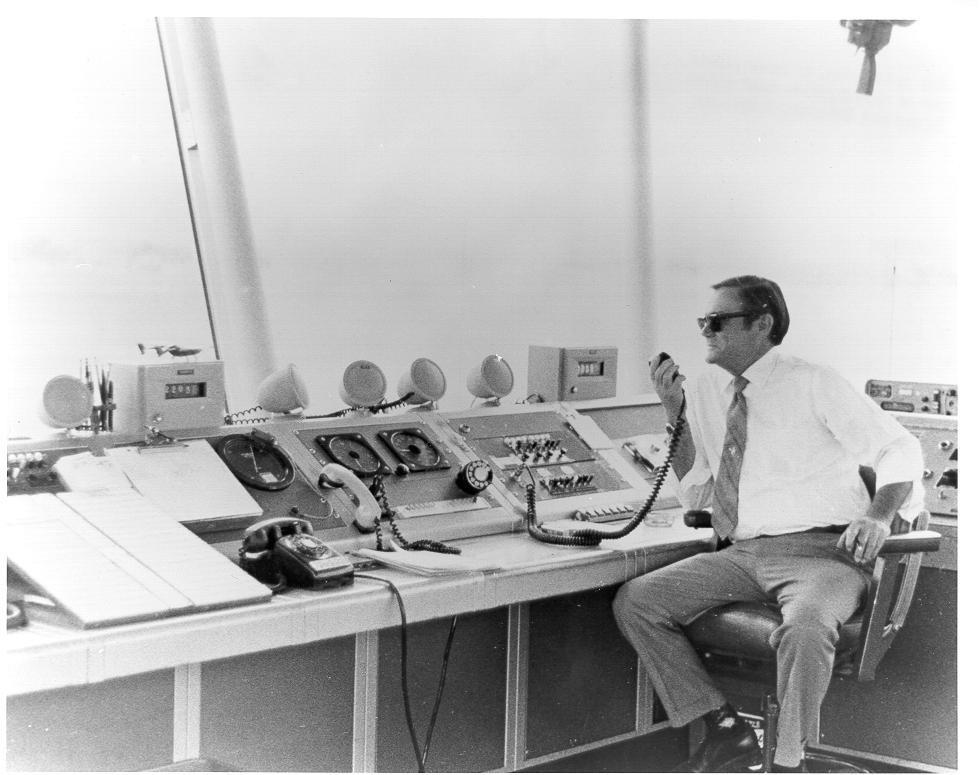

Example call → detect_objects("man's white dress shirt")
677 348 924 540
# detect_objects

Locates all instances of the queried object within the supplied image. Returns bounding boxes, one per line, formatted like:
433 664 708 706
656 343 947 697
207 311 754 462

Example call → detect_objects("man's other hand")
837 516 890 564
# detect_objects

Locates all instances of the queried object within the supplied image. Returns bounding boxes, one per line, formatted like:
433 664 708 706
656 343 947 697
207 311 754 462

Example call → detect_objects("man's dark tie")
712 375 748 539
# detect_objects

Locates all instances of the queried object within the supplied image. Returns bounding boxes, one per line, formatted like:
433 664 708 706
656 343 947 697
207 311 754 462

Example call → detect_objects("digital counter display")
165 382 207 399
867 383 893 399
576 361 604 377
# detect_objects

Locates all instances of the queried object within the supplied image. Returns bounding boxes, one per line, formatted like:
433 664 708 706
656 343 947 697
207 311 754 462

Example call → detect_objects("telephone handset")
318 463 383 533
239 516 354 591
650 351 681 384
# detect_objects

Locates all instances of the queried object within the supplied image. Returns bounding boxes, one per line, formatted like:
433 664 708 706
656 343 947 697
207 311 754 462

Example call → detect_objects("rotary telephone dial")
239 516 354 592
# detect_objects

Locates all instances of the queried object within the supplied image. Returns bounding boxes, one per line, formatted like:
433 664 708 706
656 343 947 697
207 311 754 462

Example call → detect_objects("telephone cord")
305 392 417 421
525 398 687 547
422 614 458 765
371 475 461 555
224 405 270 425
355 573 458 773
369 392 415 414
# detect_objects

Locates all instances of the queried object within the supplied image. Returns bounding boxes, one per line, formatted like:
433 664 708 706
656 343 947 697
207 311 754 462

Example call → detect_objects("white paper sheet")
106 439 262 524
52 450 134 492
355 543 502 576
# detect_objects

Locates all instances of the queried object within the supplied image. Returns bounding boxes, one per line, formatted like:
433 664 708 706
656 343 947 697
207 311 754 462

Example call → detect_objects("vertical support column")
156 17 276 410
173 663 202 763
352 631 381 772
503 603 530 771
629 19 656 393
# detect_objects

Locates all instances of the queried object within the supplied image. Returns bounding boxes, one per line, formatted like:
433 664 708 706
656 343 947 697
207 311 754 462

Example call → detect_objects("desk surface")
5 513 709 696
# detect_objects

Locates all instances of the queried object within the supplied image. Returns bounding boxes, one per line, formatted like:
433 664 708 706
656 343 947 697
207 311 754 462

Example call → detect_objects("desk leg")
504 603 530 771
173 663 202 763
352 631 380 772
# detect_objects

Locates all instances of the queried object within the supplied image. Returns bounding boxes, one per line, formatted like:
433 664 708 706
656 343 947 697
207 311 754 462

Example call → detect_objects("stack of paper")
6 491 271 628
53 440 263 526
355 544 502 576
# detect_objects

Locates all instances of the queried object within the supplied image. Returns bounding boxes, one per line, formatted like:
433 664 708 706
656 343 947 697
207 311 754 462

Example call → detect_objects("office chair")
681 468 941 773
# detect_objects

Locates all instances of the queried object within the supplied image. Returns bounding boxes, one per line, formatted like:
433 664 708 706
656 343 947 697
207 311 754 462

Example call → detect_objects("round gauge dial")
386 430 442 468
216 434 295 491
320 435 384 476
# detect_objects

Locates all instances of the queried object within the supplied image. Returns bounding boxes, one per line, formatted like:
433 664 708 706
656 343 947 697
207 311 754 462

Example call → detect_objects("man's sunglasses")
697 311 757 333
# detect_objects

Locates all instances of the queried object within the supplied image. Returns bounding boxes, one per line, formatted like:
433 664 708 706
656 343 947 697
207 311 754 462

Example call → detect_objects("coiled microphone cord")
525 399 687 546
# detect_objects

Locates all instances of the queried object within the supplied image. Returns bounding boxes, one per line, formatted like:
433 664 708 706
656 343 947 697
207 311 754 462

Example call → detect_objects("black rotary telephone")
239 516 354 592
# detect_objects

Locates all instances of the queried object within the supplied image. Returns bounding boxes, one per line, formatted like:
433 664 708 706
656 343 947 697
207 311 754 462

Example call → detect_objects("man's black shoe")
672 714 763 772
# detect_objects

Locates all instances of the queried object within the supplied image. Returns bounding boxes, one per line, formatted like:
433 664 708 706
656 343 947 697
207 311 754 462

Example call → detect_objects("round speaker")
397 358 447 404
257 363 309 414
39 375 93 429
467 355 514 399
339 360 387 408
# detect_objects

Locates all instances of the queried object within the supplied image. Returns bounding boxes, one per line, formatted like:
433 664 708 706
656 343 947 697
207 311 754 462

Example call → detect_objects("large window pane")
210 19 644 415
7 17 211 439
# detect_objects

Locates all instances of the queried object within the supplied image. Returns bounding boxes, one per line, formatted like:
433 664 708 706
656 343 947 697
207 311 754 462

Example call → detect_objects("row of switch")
542 474 595 494
8 452 47 467
572 503 633 521
7 451 50 484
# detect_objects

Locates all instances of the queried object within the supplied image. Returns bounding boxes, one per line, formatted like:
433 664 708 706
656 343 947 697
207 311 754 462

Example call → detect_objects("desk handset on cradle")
318 462 383 532
321 461 462 554
525 352 687 547
239 516 354 592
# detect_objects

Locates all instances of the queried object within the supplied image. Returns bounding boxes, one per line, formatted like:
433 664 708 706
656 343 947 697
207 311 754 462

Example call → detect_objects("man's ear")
757 312 774 335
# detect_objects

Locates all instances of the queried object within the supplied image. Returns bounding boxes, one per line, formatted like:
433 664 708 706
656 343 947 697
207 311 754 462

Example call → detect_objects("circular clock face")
216 434 295 491
320 435 384 476
386 429 441 468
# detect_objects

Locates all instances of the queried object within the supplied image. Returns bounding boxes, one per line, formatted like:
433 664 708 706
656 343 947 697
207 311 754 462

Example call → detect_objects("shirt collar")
736 347 780 392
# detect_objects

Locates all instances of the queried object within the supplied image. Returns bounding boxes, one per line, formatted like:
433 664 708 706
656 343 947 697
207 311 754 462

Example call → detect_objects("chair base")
736 751 871 773
733 695 871 773
798 751 871 773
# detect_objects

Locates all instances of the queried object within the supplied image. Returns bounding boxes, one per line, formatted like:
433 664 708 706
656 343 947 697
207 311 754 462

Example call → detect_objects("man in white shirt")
612 275 923 772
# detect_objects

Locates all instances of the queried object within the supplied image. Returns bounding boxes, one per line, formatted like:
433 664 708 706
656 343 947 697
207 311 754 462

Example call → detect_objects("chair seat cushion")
684 602 863 664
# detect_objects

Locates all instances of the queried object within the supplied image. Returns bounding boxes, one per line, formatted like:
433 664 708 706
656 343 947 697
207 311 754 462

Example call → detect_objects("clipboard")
106 439 262 527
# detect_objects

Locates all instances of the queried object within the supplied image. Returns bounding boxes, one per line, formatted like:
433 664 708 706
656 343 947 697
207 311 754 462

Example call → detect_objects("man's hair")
712 275 790 345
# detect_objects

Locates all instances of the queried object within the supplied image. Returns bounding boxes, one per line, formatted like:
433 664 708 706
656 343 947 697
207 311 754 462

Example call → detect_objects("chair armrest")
879 530 942 555
683 510 712 528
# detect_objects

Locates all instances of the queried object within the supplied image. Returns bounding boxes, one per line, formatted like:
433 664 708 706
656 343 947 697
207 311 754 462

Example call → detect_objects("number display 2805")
164 381 207 399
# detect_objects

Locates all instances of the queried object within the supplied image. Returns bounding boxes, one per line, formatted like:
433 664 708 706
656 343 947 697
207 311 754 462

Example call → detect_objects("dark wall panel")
821 567 956 769
526 587 638 759
200 637 356 772
6 670 174 771
375 607 509 772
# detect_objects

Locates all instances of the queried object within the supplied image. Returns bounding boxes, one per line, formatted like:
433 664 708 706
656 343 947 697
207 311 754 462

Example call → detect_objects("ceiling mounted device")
840 20 914 95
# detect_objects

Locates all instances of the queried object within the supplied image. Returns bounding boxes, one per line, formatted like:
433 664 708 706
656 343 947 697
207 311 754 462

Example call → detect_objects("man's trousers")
612 532 871 767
